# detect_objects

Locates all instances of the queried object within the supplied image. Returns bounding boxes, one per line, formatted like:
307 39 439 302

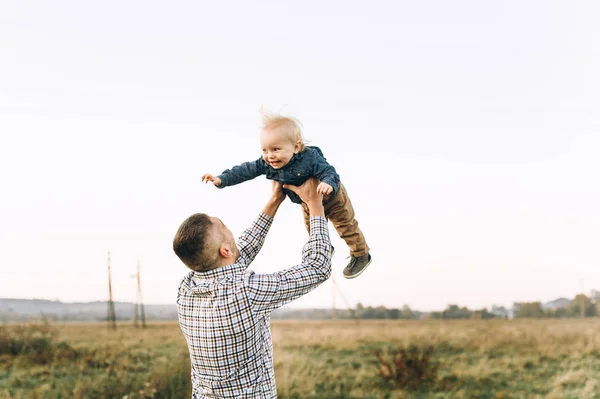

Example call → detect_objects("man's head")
260 112 305 169
173 213 239 272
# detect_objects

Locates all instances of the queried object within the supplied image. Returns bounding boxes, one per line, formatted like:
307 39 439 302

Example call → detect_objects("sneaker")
343 253 372 279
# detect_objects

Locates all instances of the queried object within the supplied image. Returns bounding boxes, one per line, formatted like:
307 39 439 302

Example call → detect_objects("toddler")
202 113 372 279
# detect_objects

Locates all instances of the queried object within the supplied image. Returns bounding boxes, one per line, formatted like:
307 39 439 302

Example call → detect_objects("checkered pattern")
177 213 331 398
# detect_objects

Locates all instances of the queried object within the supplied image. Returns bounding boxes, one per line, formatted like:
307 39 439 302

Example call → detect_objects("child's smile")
260 128 301 169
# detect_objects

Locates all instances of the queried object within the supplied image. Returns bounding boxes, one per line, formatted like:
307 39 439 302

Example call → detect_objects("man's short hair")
173 213 222 272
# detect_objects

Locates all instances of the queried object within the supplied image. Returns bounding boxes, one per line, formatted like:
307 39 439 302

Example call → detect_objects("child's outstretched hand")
316 182 333 195
201 174 222 186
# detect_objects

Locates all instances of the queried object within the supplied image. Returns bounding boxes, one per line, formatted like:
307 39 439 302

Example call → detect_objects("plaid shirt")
177 213 331 399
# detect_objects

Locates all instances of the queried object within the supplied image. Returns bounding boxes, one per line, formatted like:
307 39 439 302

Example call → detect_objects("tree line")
513 294 597 318
272 294 600 320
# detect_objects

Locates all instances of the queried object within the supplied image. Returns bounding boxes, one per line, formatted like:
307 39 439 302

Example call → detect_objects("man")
173 178 332 398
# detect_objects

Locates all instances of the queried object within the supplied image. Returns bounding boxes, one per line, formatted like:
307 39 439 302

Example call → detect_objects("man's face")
209 216 239 260
260 128 299 169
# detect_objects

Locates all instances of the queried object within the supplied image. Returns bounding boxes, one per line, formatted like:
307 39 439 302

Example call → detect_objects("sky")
1 0 599 312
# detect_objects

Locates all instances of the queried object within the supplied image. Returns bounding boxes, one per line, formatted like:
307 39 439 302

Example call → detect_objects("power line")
332 276 360 324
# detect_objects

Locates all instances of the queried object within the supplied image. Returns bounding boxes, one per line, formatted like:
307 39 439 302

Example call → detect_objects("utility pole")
107 251 117 330
133 261 147 328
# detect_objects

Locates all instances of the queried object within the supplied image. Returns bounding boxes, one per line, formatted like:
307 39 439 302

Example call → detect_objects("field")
2 319 600 398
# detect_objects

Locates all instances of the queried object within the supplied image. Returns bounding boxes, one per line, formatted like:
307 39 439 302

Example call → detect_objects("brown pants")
301 182 370 257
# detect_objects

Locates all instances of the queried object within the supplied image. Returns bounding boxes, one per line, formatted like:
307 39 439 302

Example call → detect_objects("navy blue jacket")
217 146 341 204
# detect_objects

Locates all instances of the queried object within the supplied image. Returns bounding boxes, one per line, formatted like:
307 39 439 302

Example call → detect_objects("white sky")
1 0 599 311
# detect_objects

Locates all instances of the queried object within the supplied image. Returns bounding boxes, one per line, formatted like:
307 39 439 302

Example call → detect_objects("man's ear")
219 244 233 258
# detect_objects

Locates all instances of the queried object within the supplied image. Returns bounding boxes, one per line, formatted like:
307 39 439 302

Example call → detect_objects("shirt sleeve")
217 158 266 188
244 216 332 316
311 151 340 195
236 213 273 268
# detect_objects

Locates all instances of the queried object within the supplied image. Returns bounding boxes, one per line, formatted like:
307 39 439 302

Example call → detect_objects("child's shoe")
343 253 372 279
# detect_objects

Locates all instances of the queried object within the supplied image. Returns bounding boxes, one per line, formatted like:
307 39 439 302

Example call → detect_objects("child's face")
260 128 300 169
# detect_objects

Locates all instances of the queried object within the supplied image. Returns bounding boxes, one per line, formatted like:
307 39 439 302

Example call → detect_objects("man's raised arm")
236 181 287 267
244 178 333 315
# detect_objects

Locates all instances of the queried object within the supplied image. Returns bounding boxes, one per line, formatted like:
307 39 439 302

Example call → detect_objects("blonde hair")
260 110 306 152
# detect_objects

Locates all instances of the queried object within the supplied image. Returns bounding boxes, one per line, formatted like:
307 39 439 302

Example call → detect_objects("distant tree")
471 309 496 320
515 302 545 318
442 305 471 319
567 295 596 317
546 307 569 318
388 308 401 319
399 305 416 320
430 312 442 319
361 306 377 319
354 303 406 320
375 306 389 319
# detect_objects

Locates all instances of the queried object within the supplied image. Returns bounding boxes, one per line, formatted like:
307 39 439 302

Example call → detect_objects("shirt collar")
192 262 244 281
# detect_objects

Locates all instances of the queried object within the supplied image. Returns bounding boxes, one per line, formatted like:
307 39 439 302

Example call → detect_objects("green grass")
2 319 600 398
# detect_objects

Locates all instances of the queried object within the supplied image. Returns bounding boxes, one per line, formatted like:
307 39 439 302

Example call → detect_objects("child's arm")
202 158 266 188
201 174 222 186
311 149 341 196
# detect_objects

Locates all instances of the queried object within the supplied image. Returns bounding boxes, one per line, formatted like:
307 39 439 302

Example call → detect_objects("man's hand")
284 178 325 217
316 182 333 196
271 181 286 203
201 174 221 186
263 181 286 218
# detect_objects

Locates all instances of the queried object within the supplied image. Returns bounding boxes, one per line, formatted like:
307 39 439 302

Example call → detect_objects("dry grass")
274 319 600 398
2 319 600 398
273 318 600 353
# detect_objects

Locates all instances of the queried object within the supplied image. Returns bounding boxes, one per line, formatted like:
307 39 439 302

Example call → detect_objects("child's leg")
324 183 370 257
